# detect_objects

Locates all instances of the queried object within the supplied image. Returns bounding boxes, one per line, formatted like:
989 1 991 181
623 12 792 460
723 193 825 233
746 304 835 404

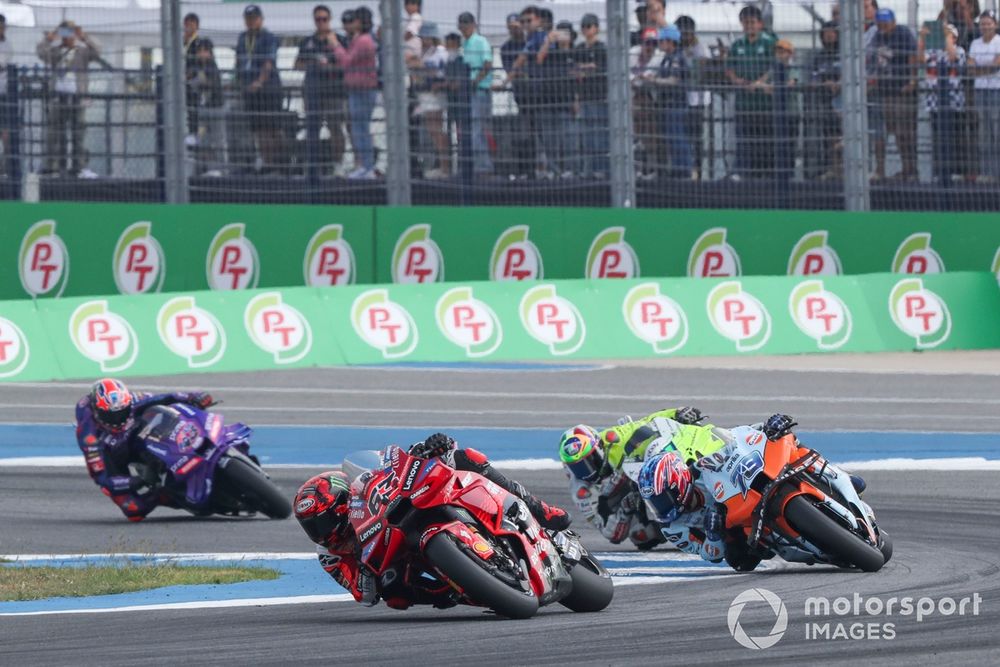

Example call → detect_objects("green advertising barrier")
375 207 1000 283
1 202 374 300
0 272 996 382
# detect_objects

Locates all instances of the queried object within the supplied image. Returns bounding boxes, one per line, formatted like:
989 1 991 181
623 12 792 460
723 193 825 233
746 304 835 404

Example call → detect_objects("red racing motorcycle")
342 446 614 619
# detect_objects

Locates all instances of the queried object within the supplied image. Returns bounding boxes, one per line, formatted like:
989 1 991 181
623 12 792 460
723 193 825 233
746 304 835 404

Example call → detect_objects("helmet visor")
566 454 603 483
300 509 347 546
645 492 681 524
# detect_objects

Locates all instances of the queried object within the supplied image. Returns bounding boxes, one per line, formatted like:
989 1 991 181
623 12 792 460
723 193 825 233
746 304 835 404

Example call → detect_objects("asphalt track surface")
4 359 1000 665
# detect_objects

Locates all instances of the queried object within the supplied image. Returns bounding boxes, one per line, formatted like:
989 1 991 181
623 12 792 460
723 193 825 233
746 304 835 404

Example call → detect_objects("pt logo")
788 280 852 350
787 230 842 276
69 300 139 372
351 289 419 359
0 317 30 378
392 224 443 284
113 221 165 294
206 223 260 290
688 227 741 278
892 233 945 274
586 227 639 279
889 278 952 349
622 282 688 354
19 219 70 297
707 281 772 352
157 296 227 367
490 225 543 281
303 224 356 286
435 287 502 357
244 292 313 364
519 285 586 355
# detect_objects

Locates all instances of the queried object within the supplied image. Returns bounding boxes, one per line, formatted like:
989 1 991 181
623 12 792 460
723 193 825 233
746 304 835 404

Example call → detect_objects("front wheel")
215 457 292 519
424 533 539 619
559 555 614 613
783 495 884 572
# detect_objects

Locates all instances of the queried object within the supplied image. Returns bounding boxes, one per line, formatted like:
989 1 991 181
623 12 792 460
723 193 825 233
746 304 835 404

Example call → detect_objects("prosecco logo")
622 282 688 354
889 278 951 349
490 225 543 281
435 287 502 358
19 220 70 297
586 227 639 279
707 281 771 352
892 233 945 274
0 317 30 378
69 300 139 372
519 284 585 355
351 289 418 358
788 280 852 350
113 221 166 294
206 223 260 290
244 292 313 364
688 227 741 278
787 231 842 276
303 224 355 286
392 224 443 284
157 296 227 367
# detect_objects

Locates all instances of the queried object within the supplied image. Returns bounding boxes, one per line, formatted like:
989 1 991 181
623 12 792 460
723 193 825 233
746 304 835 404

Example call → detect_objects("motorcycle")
628 421 891 572
129 403 291 519
342 446 614 619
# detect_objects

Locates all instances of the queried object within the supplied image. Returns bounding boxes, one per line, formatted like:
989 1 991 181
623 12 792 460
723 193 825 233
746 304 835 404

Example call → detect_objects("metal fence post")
606 0 635 208
840 0 870 211
160 0 189 203
379 0 412 206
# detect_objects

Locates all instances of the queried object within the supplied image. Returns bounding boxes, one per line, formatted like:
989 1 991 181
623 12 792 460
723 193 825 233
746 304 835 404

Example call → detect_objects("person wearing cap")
536 19 579 178
296 5 349 179
632 25 666 179
809 21 843 180
970 10 1000 181
332 7 378 179
872 8 918 181
0 14 13 176
576 14 608 178
725 5 778 179
412 22 450 179
458 12 493 175
676 16 709 181
235 5 284 175
653 25 693 178
919 22 968 184
37 20 101 178
500 13 532 179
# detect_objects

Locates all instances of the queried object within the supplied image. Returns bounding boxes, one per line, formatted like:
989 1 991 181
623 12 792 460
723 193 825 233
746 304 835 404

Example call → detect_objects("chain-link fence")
0 0 998 209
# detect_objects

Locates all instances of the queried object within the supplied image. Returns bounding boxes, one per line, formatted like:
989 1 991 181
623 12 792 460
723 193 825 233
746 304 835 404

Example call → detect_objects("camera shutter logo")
728 588 788 650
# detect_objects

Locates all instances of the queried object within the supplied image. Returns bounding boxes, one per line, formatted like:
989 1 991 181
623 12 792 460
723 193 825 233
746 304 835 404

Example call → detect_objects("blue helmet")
637 451 693 524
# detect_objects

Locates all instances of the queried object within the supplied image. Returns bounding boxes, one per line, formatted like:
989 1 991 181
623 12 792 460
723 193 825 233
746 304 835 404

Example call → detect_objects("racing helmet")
90 378 134 434
294 471 353 548
559 425 605 483
637 451 693 524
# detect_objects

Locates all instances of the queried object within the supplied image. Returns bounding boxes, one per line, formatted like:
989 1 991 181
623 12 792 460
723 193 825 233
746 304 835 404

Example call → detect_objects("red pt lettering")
126 244 154 292
262 310 295 347
368 307 401 344
220 246 246 289
598 249 626 278
0 327 11 361
641 301 674 337
452 305 486 342
318 247 344 285
536 303 569 339
723 299 756 337
805 297 837 333
904 294 936 331
906 255 928 274
404 246 432 282
701 251 724 277
502 248 531 280
175 314 210 351
803 254 824 275
87 318 122 356
31 242 58 290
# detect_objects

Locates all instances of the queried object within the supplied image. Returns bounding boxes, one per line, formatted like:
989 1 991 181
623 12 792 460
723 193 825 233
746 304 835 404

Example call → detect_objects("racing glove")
189 392 215 409
763 414 797 441
409 433 457 460
620 491 642 516
674 406 706 425
703 505 724 543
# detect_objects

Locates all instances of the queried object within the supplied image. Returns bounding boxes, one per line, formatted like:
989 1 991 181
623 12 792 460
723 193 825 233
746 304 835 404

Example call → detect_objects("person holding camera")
296 4 348 178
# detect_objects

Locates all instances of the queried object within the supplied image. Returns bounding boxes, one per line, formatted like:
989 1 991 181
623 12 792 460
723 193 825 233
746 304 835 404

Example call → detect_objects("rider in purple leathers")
75 378 214 521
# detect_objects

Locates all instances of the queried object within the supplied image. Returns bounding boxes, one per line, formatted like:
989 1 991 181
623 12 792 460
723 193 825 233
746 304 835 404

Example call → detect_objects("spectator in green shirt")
458 11 493 174
725 5 777 178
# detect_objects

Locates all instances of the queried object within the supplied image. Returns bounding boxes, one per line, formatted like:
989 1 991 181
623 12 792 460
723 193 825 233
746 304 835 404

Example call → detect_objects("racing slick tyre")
559 555 614 613
877 530 893 564
783 495 885 572
424 533 539 619
216 457 292 519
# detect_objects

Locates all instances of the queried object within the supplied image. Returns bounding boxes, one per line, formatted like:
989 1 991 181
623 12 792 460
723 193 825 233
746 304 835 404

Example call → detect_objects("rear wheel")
559 555 614 613
215 457 291 519
424 533 538 619
783 495 884 572
878 530 893 564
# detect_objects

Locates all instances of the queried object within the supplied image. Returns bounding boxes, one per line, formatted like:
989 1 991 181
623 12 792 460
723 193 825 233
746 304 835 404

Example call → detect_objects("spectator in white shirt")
969 10 1000 181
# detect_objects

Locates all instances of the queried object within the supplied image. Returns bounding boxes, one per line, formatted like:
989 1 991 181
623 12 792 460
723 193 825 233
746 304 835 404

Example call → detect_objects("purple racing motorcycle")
130 403 291 519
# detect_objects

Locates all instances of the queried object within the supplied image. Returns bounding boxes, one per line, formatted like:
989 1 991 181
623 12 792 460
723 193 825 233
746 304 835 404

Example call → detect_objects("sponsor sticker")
113 221 166 294
688 227 741 278
392 224 443 283
706 281 772 352
892 233 945 274
888 278 952 349
19 220 70 297
157 296 227 367
519 284 586 355
435 287 502 357
303 224 356 286
787 231 842 276
788 280 853 350
490 225 543 280
244 292 313 364
622 282 688 354
69 300 139 372
0 317 31 378
295 498 315 513
206 223 260 290
351 289 418 359
586 227 639 279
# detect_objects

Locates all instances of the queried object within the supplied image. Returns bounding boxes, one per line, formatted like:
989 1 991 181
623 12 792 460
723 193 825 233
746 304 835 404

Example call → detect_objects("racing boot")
523 495 572 532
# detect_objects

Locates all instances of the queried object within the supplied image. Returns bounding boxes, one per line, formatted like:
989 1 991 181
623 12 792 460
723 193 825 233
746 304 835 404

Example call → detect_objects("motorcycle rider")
558 406 709 549
75 378 215 521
